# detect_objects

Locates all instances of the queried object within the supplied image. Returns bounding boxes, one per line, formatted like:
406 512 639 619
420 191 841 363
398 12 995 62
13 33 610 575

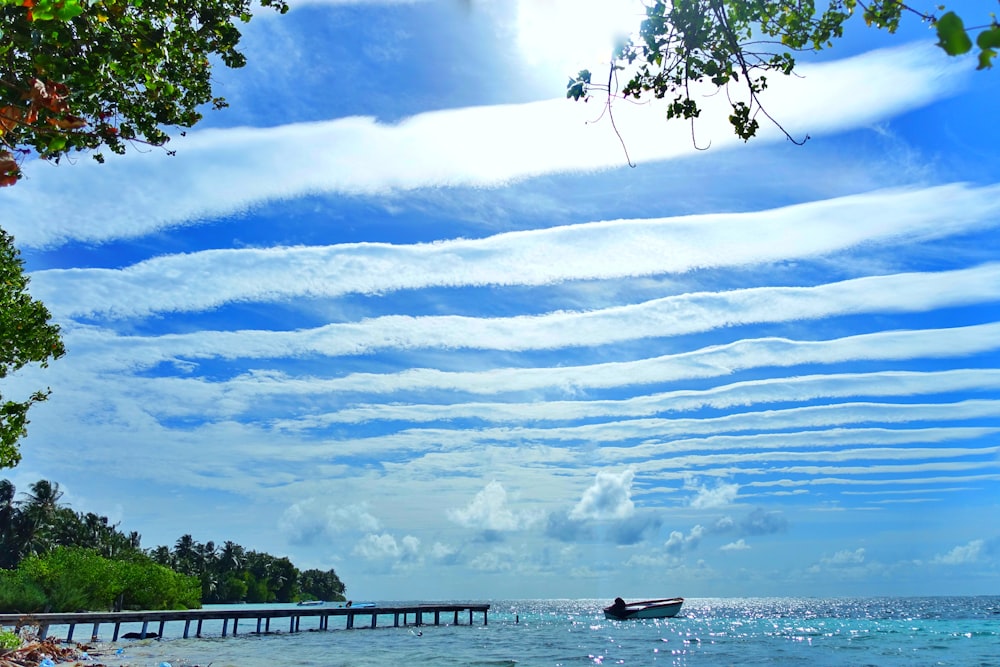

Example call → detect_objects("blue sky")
4 0 1000 600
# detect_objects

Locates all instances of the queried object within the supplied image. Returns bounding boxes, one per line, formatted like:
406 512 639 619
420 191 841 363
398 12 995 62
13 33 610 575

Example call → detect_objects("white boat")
296 600 324 606
603 597 684 620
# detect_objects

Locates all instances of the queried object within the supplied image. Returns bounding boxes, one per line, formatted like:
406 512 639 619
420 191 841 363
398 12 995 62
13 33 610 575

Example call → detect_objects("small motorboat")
296 600 324 606
603 597 684 620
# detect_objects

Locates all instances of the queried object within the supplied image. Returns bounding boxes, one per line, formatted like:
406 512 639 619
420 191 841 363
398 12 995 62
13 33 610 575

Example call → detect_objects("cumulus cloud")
570 469 635 520
469 547 516 573
665 524 705 554
430 542 460 564
353 532 420 561
545 470 659 545
447 480 536 533
279 499 380 545
932 539 984 565
823 548 866 566
721 539 750 551
709 509 787 543
687 479 740 509
740 508 789 536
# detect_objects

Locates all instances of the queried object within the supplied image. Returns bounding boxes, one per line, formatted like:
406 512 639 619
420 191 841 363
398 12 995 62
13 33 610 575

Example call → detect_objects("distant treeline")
0 479 345 612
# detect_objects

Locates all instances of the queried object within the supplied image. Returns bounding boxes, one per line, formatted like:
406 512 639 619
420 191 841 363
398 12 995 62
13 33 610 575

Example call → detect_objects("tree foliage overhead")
567 1 1000 143
0 0 289 186
0 230 64 468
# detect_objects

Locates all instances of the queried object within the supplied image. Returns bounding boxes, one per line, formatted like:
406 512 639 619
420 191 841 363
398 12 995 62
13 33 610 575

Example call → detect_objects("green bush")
0 628 21 650
0 569 47 613
5 547 201 612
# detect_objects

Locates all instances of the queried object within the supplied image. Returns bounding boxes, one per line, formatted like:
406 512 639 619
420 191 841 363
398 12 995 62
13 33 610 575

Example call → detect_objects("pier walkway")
0 603 490 642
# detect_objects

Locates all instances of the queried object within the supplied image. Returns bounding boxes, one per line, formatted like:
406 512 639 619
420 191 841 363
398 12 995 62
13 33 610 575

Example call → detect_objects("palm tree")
0 479 21 568
18 479 66 556
21 479 64 515
218 540 245 574
173 534 200 575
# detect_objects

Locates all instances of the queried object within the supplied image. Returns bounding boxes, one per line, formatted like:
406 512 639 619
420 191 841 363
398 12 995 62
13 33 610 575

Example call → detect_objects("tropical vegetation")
0 0 289 186
0 479 346 612
0 230 65 470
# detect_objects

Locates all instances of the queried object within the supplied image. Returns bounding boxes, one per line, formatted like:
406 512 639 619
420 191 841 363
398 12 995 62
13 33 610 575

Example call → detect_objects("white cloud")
5 44 969 249
353 532 420 560
468 547 516 573
569 469 635 520
688 480 739 509
280 499 380 544
665 524 705 554
430 542 457 561
29 185 1000 319
932 540 984 565
824 548 867 565
721 539 750 551
447 480 535 532
294 370 1000 426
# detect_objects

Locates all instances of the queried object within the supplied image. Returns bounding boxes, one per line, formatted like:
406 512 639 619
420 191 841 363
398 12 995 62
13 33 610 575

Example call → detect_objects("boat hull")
604 598 684 620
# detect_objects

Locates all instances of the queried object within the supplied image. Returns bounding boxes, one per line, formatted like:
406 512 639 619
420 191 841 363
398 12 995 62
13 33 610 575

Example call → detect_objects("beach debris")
0 637 97 667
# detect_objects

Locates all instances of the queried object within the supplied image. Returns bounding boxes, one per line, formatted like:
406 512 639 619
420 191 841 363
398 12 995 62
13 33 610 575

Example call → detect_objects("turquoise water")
73 598 999 666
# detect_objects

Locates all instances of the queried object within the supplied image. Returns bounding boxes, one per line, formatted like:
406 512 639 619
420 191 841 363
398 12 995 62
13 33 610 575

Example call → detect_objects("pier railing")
0 603 490 642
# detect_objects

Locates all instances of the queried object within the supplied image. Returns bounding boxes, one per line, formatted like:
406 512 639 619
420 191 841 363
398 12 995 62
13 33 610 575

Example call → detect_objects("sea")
65 597 999 666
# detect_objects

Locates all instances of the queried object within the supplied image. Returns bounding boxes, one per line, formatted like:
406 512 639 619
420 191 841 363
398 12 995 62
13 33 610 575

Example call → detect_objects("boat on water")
296 600 324 606
603 597 684 620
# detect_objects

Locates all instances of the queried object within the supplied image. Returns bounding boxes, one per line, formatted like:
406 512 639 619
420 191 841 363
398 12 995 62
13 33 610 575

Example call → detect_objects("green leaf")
566 70 591 101
55 0 85 21
976 26 1000 50
977 48 996 70
935 12 973 56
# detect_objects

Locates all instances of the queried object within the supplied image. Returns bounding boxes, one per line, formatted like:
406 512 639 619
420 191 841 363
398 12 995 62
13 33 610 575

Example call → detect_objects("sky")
4 0 1000 600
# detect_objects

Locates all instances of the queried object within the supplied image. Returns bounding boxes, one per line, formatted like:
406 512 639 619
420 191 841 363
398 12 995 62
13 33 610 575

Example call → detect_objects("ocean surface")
68 597 999 666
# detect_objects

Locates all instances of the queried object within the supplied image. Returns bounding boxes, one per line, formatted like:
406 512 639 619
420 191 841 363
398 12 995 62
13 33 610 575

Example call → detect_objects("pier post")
394 613 400 627
256 618 262 634
371 613 377 629
347 612 354 629
66 624 75 642
196 619 204 638
434 611 440 626
221 619 228 637
233 618 239 635
469 609 473 625
454 610 459 625
140 621 149 639
113 623 121 641
184 620 192 639
158 621 166 638
265 618 271 633
484 610 488 626
91 622 100 641
417 611 423 626
38 625 48 640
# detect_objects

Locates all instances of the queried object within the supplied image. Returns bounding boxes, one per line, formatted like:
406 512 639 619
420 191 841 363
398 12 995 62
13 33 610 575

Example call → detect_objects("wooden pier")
0 603 490 642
